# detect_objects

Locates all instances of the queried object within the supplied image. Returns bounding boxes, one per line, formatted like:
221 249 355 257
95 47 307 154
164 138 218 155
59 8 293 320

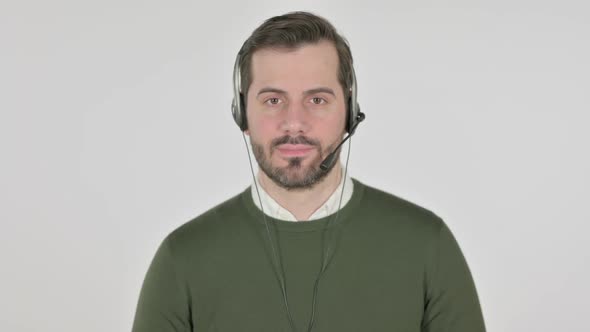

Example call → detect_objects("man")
132 11 486 332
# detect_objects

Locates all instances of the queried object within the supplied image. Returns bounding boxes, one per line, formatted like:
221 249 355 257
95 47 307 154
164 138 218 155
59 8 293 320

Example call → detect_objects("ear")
244 129 250 136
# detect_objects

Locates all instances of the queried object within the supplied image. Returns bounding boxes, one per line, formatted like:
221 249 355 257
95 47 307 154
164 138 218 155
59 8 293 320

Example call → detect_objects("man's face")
245 40 347 190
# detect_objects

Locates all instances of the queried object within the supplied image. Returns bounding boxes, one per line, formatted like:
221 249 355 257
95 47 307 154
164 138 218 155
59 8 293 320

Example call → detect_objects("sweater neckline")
240 178 365 233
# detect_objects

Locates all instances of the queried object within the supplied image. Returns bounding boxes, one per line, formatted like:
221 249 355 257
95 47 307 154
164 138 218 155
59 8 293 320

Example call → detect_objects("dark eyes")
311 97 326 105
264 97 327 106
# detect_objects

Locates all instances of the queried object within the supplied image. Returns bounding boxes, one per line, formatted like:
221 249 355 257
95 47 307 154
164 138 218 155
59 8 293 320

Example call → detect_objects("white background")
1 1 588 331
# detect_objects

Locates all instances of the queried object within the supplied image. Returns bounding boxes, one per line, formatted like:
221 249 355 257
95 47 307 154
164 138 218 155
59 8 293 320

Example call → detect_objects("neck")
257 165 343 221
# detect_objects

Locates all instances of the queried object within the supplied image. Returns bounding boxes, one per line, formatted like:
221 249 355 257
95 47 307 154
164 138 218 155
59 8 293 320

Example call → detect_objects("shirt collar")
251 166 354 222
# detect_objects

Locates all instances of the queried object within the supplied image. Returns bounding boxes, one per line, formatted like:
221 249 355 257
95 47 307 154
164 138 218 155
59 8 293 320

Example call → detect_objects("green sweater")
132 179 486 332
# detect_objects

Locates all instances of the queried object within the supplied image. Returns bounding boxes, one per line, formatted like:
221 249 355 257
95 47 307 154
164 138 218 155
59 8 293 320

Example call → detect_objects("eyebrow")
304 87 335 96
257 87 287 96
256 87 336 97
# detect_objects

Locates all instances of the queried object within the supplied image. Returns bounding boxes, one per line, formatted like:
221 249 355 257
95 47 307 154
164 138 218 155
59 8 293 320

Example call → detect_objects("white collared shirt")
251 166 354 221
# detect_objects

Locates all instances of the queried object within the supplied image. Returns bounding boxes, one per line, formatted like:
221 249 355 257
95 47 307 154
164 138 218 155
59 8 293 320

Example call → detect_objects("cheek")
247 114 276 142
318 114 346 137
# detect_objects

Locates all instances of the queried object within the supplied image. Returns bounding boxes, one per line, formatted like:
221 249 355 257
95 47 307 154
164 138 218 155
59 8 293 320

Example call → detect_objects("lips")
275 144 315 157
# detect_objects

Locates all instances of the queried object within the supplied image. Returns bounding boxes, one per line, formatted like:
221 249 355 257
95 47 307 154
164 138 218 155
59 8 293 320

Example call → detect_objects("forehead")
249 40 340 91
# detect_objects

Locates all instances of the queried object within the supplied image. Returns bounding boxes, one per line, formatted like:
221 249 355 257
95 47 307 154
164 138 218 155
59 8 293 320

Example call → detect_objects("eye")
311 97 326 105
265 97 281 105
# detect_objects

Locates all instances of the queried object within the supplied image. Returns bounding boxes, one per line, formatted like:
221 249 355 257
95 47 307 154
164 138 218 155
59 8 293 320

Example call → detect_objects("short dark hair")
238 11 354 100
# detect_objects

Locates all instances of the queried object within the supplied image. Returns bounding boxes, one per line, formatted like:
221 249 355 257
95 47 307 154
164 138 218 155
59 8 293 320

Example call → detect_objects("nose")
279 102 310 134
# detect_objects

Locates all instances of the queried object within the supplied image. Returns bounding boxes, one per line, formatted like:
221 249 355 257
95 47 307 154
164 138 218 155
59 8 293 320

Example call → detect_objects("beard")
251 134 341 191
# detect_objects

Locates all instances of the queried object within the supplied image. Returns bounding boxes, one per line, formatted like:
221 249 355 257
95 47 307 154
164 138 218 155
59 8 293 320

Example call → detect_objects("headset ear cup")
346 97 352 133
231 98 239 128
239 93 247 131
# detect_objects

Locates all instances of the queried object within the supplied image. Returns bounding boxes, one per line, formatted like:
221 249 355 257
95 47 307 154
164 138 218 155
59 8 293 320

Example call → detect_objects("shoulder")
163 188 251 254
353 178 445 238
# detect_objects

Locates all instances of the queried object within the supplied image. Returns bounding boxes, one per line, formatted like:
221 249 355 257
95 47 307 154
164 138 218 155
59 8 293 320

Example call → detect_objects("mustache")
271 135 320 148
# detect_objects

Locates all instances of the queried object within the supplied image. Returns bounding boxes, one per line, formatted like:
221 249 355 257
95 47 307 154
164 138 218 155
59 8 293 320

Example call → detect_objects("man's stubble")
250 135 341 191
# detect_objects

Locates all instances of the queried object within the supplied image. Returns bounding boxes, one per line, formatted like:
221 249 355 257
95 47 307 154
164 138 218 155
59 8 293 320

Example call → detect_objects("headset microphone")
319 112 365 171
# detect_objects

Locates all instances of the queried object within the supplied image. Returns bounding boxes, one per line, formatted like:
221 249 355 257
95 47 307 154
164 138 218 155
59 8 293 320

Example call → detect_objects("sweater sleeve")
421 220 486 332
132 236 192 332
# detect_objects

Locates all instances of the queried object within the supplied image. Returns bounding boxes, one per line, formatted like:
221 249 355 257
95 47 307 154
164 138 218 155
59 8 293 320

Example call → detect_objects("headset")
231 44 365 332
231 49 365 135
